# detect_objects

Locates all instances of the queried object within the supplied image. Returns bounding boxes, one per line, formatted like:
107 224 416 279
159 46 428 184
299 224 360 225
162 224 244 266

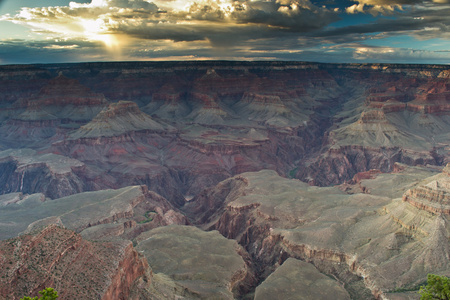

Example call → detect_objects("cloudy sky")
0 0 449 64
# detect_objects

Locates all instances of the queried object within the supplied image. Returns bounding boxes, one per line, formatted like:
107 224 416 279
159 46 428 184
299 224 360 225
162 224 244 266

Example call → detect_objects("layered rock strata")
0 225 148 300
186 168 450 299
0 149 85 199
0 185 187 240
69 101 168 139
402 164 450 215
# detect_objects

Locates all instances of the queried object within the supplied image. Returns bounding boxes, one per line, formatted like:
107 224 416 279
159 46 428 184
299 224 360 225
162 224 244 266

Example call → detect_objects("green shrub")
20 287 58 300
419 274 450 300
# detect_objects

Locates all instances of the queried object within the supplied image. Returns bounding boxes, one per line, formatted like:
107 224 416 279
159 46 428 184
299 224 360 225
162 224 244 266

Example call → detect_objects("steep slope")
185 166 449 299
255 258 350 300
297 69 450 186
0 149 85 199
402 163 450 215
0 225 148 300
16 74 108 122
70 101 168 139
0 74 108 148
0 185 187 240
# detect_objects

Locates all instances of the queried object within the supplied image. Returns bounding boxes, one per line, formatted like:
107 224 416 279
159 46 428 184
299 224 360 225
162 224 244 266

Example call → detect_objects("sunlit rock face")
0 61 449 299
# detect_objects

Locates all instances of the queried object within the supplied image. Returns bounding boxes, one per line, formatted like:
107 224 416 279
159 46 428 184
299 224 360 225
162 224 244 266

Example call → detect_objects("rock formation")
0 74 108 148
0 149 85 199
402 163 450 215
69 101 168 139
0 185 187 240
254 258 350 300
135 225 255 299
0 225 148 300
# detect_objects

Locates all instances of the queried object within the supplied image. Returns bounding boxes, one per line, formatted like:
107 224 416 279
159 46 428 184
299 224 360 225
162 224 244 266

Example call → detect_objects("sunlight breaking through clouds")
0 0 449 63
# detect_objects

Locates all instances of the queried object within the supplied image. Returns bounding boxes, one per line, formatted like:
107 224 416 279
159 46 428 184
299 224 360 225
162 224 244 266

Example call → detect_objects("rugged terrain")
0 61 449 299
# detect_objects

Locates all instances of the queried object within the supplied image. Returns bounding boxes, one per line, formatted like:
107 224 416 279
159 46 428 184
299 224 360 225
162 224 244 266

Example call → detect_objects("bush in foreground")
20 287 58 300
419 274 450 300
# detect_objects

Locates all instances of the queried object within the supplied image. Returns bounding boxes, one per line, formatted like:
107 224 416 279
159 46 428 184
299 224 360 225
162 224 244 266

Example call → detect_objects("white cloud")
346 4 366 14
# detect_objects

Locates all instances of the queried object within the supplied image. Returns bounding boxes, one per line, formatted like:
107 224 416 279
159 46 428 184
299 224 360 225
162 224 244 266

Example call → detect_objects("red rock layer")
349 169 382 184
152 92 183 104
365 77 450 114
190 92 223 110
359 110 387 123
0 225 148 300
402 183 450 215
241 93 288 109
33 74 107 107
297 145 437 186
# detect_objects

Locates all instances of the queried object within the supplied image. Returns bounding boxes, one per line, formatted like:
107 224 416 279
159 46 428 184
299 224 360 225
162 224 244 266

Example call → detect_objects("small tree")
419 274 450 300
20 287 58 300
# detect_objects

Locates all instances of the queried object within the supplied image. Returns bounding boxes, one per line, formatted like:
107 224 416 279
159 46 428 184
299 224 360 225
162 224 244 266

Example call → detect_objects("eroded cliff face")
186 167 450 299
0 185 188 241
0 149 86 199
134 225 257 299
296 68 450 186
0 225 148 300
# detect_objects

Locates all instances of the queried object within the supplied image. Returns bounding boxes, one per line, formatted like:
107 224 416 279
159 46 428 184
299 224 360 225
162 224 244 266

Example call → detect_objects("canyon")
0 61 449 299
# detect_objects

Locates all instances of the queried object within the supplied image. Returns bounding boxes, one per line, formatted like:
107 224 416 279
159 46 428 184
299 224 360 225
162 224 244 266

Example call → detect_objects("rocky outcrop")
297 145 437 186
407 80 450 114
102 242 150 300
0 74 108 147
0 149 86 199
146 91 190 119
186 92 229 125
0 225 148 300
402 164 450 215
0 185 187 241
69 101 168 139
254 258 351 300
135 225 256 299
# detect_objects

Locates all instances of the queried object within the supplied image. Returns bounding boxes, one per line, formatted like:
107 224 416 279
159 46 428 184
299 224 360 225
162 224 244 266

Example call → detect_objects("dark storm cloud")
345 0 450 15
229 0 339 31
319 6 450 40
